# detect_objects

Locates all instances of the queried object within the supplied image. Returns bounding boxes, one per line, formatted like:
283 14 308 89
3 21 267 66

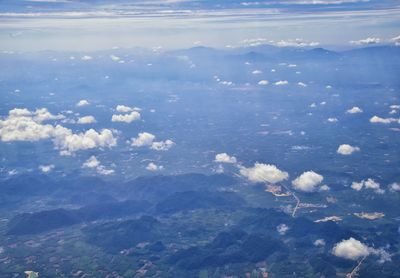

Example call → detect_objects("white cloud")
337 144 360 155
277 224 289 235
298 82 307 87
82 155 100 168
131 132 156 147
0 108 117 156
328 117 338 122
77 115 96 124
370 116 399 124
350 37 381 45
116 105 132 113
389 182 400 192
351 178 384 194
292 171 324 192
274 80 288 86
252 70 262 74
274 39 319 48
130 132 174 151
258 80 269 85
111 111 141 123
215 153 237 164
314 239 326 247
332 238 370 260
39 164 54 173
146 162 164 171
54 128 117 156
240 163 289 184
346 107 363 114
150 139 175 151
82 155 114 175
81 55 93 60
76 100 89 107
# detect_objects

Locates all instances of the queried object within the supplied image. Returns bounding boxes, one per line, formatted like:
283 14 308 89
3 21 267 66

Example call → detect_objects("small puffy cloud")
298 82 307 87
389 182 400 192
146 162 164 171
346 107 363 114
292 171 324 192
39 164 54 173
111 111 141 123
351 178 384 194
215 153 237 164
82 155 100 168
332 238 369 260
116 105 132 113
77 115 96 124
82 156 114 175
81 55 93 60
131 132 156 147
328 117 338 123
131 132 174 151
350 37 380 45
76 100 90 107
258 80 269 85
252 70 262 74
240 163 289 184
370 116 399 124
274 80 288 86
150 139 175 151
277 224 289 235
314 239 326 247
337 144 360 155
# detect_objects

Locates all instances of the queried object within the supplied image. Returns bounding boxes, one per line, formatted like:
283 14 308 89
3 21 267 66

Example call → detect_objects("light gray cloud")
332 238 369 260
337 144 360 155
215 153 237 164
77 115 96 124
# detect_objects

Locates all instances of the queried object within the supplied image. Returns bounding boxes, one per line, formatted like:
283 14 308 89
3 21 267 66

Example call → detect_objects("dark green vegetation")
1 173 399 277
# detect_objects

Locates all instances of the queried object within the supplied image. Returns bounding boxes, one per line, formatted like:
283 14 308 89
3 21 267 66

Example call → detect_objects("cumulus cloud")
146 162 164 171
130 132 174 151
39 164 54 173
328 117 338 122
131 132 156 147
346 106 363 114
111 111 141 123
215 153 237 164
389 182 400 192
350 37 381 45
150 139 175 151
337 144 360 155
82 155 100 168
239 163 289 184
314 239 326 247
274 80 289 86
292 171 324 192
76 100 90 107
252 70 262 74
277 224 289 235
298 82 307 87
82 155 114 175
370 116 399 124
332 238 369 260
351 178 384 194
0 108 116 155
116 105 132 113
77 115 96 124
258 80 269 85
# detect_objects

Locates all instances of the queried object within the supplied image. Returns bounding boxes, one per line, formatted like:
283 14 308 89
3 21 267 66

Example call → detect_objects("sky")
0 0 399 51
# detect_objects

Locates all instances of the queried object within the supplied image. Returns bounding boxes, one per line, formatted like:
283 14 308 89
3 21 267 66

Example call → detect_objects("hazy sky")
0 0 399 51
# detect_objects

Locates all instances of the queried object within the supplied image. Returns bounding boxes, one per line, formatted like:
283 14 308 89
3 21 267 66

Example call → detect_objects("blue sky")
0 0 399 51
